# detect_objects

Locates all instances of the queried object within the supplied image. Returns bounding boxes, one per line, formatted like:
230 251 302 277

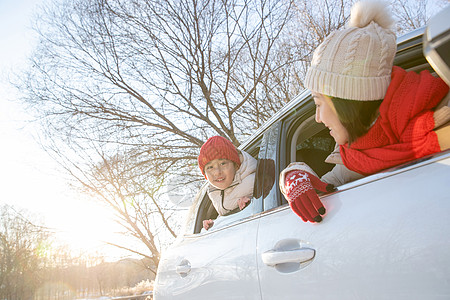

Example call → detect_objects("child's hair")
331 97 383 145
198 136 241 177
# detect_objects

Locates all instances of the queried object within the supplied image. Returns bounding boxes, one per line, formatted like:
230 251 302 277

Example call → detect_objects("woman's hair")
331 97 383 145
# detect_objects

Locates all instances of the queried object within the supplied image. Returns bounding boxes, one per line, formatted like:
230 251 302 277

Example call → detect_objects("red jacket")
340 66 449 175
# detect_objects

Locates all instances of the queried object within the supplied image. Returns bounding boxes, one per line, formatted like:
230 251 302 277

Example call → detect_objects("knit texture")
198 136 241 177
304 0 396 101
283 170 330 223
285 171 313 202
340 67 449 175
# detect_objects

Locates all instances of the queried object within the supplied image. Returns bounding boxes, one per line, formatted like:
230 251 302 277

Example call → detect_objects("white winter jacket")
207 150 257 216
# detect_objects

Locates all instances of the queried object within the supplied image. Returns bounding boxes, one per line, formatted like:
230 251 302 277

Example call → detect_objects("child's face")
204 158 238 190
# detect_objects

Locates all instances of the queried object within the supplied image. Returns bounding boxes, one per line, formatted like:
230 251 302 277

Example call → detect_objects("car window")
295 125 335 178
283 105 336 176
184 137 264 235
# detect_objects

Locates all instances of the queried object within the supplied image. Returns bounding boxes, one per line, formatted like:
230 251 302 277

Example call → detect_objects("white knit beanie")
304 0 397 101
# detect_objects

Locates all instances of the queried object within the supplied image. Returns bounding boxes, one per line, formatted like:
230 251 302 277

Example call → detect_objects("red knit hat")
198 136 241 177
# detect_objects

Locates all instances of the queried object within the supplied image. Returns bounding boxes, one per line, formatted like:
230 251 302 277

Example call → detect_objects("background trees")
0 205 49 300
0 204 154 299
19 0 307 267
15 0 446 268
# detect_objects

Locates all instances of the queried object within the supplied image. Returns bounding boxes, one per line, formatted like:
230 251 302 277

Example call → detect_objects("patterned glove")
284 170 334 223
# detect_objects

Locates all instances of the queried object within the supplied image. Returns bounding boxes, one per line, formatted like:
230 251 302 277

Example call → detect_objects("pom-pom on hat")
304 0 397 101
198 136 241 177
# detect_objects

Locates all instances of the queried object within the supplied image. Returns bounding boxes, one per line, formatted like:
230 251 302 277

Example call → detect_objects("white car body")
154 7 450 300
155 151 450 300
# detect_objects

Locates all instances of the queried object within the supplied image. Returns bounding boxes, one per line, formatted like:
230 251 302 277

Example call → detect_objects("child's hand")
237 196 251 210
203 219 214 230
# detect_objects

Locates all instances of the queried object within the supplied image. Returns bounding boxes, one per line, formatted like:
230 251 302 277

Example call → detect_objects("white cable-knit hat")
304 0 397 101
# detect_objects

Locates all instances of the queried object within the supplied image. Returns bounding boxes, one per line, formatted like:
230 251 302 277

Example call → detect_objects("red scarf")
340 66 449 175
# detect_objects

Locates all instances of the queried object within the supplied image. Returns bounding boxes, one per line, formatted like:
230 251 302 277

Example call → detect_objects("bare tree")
0 204 156 298
392 0 448 34
18 0 298 261
0 205 51 300
67 144 179 271
25 0 295 150
275 0 350 97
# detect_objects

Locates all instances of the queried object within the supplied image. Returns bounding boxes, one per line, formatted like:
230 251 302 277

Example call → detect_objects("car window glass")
183 186 208 234
256 123 280 211
199 200 259 233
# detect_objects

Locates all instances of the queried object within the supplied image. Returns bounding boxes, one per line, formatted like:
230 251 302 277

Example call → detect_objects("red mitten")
284 170 334 223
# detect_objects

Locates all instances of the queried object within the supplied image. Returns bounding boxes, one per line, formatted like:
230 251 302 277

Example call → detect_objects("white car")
154 7 450 300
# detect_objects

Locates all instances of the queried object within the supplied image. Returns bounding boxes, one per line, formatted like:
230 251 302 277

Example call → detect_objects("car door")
156 210 261 299
154 138 265 300
255 107 450 299
257 157 450 299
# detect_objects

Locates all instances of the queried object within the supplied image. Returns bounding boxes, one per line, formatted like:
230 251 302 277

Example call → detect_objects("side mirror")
423 5 450 86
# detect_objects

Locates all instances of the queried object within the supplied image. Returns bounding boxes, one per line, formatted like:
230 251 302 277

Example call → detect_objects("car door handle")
176 259 191 276
262 247 315 266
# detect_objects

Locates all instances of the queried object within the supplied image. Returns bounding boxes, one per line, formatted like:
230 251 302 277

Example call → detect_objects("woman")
280 0 450 223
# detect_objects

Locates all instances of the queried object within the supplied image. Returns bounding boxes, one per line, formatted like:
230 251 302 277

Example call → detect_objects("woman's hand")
284 170 334 222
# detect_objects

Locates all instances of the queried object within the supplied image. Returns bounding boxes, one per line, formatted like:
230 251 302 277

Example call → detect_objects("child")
198 136 257 230
280 0 450 223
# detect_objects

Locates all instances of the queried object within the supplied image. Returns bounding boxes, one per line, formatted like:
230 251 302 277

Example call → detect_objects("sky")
0 0 135 261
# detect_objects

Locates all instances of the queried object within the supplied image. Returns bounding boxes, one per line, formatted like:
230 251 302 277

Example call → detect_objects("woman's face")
313 92 349 145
